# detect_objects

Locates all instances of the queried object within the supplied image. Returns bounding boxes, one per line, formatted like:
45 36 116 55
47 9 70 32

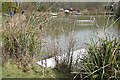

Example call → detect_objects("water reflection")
44 15 118 51
118 21 120 38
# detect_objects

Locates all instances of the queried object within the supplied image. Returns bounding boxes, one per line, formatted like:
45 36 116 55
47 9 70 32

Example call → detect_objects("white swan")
36 48 87 68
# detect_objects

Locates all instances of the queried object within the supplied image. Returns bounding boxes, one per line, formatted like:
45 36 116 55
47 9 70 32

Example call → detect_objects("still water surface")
43 15 119 52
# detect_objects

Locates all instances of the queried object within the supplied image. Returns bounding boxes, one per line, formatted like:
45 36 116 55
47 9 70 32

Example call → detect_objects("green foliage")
2 59 65 78
2 13 43 65
37 4 45 12
0 65 2 79
2 26 40 62
2 2 19 13
82 35 120 79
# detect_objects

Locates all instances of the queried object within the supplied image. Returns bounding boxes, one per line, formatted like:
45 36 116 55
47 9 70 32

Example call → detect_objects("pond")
41 15 119 53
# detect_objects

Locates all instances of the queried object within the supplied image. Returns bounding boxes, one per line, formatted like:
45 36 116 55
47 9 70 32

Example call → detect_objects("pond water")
42 15 119 53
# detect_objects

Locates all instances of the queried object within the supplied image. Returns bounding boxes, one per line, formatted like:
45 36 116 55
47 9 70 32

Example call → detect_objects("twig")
83 64 110 79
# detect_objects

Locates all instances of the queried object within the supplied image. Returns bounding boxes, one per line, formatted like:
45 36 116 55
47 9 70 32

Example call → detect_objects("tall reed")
78 34 120 79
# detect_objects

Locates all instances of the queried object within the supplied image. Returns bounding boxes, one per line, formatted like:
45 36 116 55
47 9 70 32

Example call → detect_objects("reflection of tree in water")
118 2 120 38
118 21 120 38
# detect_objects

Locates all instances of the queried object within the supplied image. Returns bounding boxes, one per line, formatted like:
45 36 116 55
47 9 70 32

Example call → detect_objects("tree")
2 2 19 14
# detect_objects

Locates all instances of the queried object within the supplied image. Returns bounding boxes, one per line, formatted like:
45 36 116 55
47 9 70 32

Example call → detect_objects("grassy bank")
1 2 120 79
2 59 70 78
1 10 74 79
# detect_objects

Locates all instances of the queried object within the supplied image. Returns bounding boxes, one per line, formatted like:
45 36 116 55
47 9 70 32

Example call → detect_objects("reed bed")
75 34 120 79
1 2 120 79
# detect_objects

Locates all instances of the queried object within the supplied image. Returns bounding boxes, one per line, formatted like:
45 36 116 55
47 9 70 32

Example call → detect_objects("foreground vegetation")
1 2 120 79
2 59 68 78
1 3 75 78
2 31 120 79
76 35 120 79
